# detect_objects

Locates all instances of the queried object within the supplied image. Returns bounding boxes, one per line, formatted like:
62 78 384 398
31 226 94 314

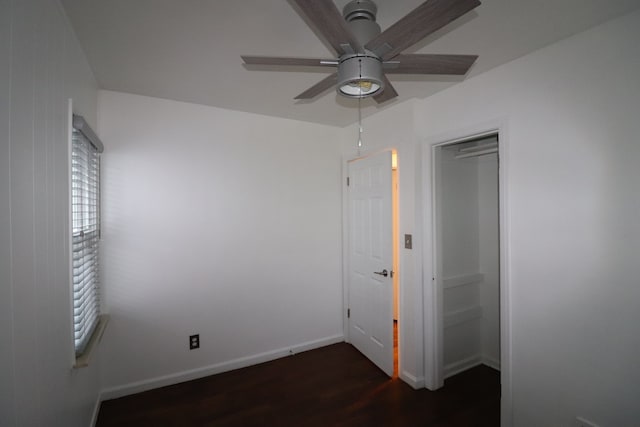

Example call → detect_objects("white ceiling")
61 0 640 127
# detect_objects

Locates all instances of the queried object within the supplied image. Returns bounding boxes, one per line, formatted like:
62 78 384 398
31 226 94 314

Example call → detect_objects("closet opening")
433 133 501 385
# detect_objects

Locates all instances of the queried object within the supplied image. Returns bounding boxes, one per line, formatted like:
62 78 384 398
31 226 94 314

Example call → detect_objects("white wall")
339 100 427 387
416 9 640 426
339 7 640 424
97 91 344 395
0 1 101 426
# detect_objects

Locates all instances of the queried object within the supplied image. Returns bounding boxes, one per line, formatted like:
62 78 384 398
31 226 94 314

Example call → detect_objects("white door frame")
421 120 513 426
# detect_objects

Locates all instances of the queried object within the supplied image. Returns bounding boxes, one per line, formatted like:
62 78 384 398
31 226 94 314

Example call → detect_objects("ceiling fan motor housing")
343 0 381 46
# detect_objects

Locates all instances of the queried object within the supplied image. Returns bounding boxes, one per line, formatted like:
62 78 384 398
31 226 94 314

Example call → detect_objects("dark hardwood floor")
97 343 499 427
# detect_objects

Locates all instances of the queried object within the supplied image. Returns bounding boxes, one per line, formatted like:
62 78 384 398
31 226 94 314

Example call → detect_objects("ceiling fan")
242 0 481 103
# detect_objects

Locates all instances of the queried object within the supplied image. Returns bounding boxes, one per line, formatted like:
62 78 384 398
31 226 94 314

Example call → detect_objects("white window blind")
71 124 101 356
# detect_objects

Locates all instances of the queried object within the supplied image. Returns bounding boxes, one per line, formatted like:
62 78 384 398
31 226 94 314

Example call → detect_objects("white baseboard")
482 355 501 371
90 390 102 427
100 334 344 401
444 353 501 379
444 354 483 379
400 370 425 389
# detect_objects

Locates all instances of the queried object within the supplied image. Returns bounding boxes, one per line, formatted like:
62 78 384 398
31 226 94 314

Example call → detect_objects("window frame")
70 113 108 368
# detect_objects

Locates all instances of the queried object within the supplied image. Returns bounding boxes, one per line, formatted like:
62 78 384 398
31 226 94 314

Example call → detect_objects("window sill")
74 314 109 369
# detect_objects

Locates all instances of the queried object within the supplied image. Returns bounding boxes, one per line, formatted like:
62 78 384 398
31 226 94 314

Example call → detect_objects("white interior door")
348 151 394 376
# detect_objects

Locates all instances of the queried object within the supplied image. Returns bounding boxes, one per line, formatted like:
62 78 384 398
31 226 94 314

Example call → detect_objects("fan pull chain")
357 97 363 154
357 59 363 155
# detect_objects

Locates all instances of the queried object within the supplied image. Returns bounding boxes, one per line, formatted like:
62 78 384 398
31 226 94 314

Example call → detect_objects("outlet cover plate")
189 334 200 350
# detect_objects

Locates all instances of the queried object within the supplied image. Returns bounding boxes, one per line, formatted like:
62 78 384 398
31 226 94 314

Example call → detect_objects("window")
71 115 104 360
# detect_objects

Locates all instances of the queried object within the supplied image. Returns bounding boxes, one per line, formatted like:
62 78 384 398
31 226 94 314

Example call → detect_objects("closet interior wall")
439 138 500 378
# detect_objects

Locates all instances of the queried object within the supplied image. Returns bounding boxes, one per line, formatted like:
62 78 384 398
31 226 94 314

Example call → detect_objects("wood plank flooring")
97 343 499 427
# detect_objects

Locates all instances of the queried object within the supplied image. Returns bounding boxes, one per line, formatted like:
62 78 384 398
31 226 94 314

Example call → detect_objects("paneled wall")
0 1 100 426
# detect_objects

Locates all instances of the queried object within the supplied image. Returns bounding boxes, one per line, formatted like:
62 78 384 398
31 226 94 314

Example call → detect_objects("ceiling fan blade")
290 0 363 55
294 73 338 100
242 56 337 67
373 75 398 103
366 0 481 61
384 54 477 75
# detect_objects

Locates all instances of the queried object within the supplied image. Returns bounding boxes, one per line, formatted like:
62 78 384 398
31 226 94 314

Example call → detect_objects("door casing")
421 121 512 426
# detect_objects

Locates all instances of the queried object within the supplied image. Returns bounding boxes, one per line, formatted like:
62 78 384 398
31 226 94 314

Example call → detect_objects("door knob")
374 269 389 277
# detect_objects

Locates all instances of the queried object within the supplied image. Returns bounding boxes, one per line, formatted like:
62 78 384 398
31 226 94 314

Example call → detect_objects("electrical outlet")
189 334 200 350
574 417 599 427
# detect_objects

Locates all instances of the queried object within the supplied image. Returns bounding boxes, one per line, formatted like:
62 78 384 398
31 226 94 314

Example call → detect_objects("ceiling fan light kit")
337 54 384 98
242 0 481 102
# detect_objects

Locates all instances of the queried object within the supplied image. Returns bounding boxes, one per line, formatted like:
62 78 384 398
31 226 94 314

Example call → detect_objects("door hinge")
346 177 350 186
347 308 351 318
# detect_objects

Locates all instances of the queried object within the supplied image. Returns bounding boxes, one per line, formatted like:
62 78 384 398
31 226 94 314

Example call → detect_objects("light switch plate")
404 234 412 249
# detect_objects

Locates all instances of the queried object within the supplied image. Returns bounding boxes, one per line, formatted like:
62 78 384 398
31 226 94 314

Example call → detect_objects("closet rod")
455 147 498 159
457 141 498 153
